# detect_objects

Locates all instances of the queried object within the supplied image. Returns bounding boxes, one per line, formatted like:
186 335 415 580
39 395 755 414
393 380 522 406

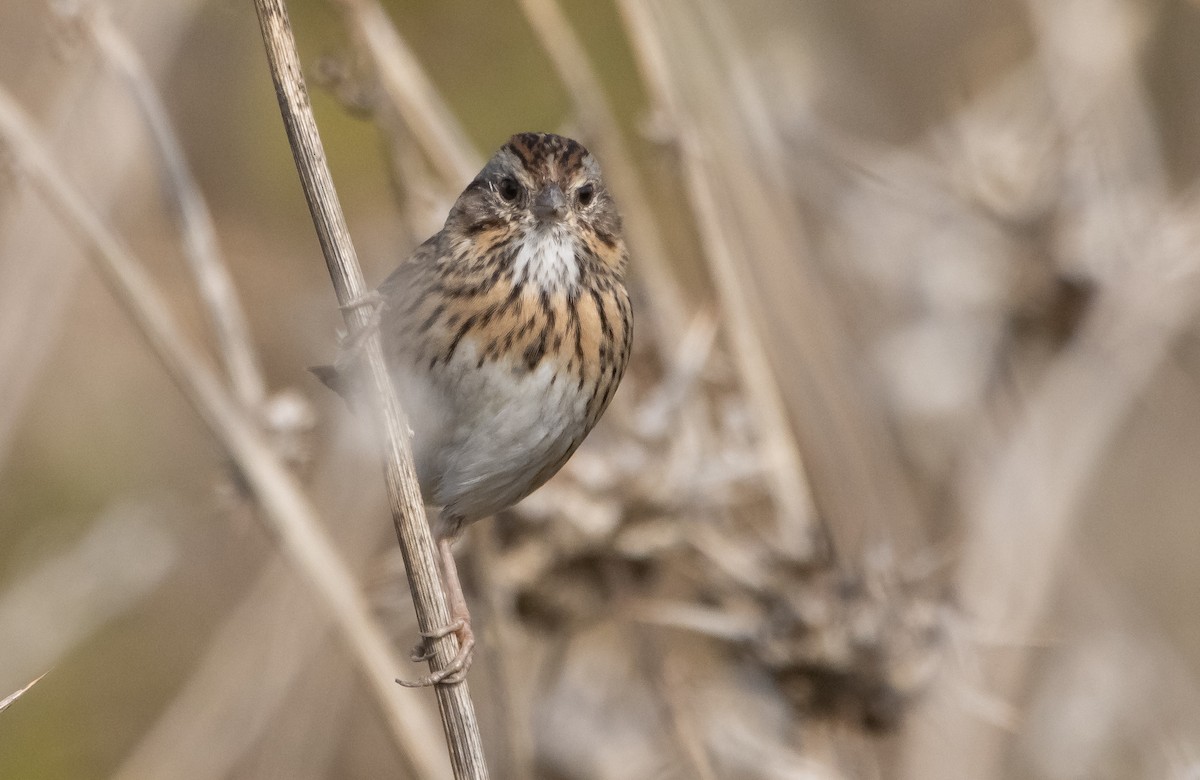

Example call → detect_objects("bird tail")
309 364 349 400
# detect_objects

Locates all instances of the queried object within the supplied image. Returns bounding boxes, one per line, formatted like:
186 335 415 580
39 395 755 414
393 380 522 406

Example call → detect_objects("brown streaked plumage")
317 132 632 685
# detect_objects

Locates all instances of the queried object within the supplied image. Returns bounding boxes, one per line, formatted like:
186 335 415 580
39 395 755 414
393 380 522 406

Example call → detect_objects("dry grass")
2 0 1200 778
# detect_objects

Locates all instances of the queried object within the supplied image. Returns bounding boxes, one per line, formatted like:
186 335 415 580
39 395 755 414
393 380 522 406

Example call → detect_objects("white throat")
513 226 579 289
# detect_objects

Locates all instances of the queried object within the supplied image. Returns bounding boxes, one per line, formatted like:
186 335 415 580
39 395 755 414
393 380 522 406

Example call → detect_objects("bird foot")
336 290 384 358
397 617 475 687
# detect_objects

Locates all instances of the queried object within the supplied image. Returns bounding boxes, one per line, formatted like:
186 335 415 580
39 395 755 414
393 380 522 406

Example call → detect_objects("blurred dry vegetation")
2 0 1200 778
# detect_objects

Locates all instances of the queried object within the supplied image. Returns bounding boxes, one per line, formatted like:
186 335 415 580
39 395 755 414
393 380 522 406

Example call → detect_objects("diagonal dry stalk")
0 0 207 473
0 84 444 779
76 4 268 412
251 1 488 777
330 0 479 186
113 442 448 779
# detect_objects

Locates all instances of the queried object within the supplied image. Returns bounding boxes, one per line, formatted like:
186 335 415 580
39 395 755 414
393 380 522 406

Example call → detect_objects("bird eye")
577 183 595 206
498 177 520 202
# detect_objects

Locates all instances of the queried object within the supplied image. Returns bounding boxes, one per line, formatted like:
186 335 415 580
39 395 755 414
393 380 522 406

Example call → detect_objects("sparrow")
316 132 632 684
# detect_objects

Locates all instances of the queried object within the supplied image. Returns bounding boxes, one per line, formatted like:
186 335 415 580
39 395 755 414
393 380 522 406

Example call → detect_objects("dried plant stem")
0 672 47 715
115 453 448 779
663 134 817 557
0 505 173 695
79 5 268 411
0 0 206 471
251 2 488 777
117 559 419 779
901 4 1181 776
616 0 817 558
0 85 440 779
1023 0 1167 272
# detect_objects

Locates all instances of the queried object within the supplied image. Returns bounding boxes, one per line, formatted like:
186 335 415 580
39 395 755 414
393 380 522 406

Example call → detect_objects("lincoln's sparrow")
317 133 632 684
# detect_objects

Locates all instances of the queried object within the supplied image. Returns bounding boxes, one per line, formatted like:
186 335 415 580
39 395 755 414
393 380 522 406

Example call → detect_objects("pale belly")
399 338 592 524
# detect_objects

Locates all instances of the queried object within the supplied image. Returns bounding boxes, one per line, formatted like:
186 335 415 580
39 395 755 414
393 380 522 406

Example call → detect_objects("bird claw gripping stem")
397 618 475 687
336 289 385 358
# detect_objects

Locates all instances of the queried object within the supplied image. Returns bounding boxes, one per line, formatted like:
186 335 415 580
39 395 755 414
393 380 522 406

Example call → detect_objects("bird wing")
310 233 443 403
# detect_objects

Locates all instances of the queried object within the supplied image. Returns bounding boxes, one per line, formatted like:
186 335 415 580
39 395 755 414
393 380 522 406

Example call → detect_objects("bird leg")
397 536 475 687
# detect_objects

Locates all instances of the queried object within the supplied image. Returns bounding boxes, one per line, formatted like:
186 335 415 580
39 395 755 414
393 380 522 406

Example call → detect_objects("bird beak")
533 185 567 222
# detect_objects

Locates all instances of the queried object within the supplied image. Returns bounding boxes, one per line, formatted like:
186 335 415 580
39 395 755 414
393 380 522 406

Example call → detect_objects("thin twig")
0 672 47 715
0 83 442 780
78 4 268 411
329 0 479 185
250 2 488 777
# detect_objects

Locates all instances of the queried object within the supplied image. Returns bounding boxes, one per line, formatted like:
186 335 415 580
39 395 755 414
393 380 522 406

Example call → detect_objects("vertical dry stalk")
615 0 818 558
648 646 721 780
250 2 488 777
0 85 442 779
620 0 933 563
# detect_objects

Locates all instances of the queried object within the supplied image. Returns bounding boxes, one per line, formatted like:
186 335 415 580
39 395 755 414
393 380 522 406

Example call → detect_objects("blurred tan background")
3 0 1200 778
